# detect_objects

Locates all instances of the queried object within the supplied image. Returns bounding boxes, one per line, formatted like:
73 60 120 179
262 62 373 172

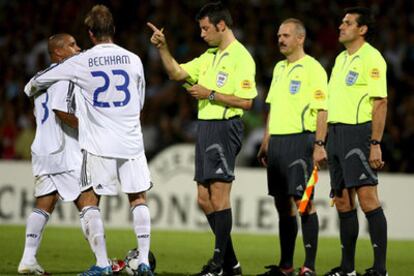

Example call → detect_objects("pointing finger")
147 22 160 32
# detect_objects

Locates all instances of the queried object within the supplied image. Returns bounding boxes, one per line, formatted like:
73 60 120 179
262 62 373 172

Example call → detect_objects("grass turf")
1 225 413 275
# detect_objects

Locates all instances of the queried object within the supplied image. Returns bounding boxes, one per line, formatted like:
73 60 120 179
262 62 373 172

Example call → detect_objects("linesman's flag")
299 166 319 214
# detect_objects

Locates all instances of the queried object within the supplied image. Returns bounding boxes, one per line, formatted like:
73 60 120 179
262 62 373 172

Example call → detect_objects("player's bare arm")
313 109 328 168
147 22 189 81
370 97 387 170
54 110 78 129
186 84 252 110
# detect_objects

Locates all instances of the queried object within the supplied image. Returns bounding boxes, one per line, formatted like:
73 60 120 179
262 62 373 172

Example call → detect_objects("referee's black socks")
301 212 319 271
365 207 387 275
338 209 359 273
278 215 298 269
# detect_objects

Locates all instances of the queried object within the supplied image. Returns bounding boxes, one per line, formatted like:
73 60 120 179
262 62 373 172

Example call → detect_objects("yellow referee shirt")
180 40 257 120
266 55 328 135
328 42 387 124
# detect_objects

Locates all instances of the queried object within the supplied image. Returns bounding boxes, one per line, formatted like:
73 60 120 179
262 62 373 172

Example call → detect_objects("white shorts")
34 170 81 202
81 151 151 195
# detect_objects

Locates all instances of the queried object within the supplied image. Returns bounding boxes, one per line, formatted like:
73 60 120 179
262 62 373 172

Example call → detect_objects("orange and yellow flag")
299 166 319 214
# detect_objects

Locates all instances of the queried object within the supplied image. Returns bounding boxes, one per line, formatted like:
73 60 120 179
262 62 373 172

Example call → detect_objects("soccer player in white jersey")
18 33 82 275
25 5 153 276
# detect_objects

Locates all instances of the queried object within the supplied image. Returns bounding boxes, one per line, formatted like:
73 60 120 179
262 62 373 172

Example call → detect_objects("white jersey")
25 43 146 159
31 80 82 176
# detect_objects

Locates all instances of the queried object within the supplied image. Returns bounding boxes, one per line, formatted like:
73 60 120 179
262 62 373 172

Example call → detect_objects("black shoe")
362 268 388 276
191 259 223 276
324 266 361 276
223 262 242 276
257 265 295 276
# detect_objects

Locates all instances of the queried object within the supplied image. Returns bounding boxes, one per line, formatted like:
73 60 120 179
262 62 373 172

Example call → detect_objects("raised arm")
24 58 78 97
147 22 189 81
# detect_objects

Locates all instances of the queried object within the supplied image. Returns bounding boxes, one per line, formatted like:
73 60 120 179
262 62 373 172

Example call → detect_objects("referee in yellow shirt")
257 19 328 276
148 3 257 276
324 7 388 276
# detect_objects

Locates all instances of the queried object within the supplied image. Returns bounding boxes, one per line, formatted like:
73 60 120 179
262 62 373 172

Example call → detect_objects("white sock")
131 204 151 265
79 215 88 240
80 206 109 268
20 208 50 265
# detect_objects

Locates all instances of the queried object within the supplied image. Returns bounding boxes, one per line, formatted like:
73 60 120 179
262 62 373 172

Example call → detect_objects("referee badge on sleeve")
289 80 301 94
345 70 359 86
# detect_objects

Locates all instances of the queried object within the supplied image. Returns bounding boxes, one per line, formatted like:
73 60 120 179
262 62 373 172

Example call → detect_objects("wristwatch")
314 140 326 146
370 139 381 145
208 90 216 101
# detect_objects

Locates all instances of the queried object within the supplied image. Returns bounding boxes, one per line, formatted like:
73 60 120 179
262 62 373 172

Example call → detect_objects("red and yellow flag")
299 166 319 214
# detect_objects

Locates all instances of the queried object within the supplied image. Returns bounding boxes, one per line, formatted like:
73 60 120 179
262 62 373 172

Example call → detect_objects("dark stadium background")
1 0 413 172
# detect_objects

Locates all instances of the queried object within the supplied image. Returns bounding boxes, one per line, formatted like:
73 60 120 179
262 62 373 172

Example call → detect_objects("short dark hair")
195 2 233 28
84 5 115 40
344 7 375 40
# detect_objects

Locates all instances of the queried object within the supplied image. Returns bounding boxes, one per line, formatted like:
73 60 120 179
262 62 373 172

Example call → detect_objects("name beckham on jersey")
88 55 131 67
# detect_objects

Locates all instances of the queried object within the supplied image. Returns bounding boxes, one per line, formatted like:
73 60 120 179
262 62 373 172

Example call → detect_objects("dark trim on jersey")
356 93 368 124
287 64 303 77
81 151 88 188
341 54 361 71
66 81 76 114
301 103 310 132
33 51 83 80
222 106 229 119
214 52 229 69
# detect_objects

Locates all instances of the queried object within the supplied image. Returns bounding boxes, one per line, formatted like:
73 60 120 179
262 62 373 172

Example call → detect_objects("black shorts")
194 117 243 184
267 132 315 198
327 122 378 194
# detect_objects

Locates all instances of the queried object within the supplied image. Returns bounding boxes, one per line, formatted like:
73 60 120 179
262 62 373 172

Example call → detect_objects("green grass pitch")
1 225 413 275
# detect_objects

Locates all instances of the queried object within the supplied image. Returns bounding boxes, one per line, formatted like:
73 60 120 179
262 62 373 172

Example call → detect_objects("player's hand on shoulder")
147 22 166 49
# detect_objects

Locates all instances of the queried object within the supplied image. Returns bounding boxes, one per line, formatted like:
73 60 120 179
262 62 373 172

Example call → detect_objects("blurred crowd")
1 0 413 172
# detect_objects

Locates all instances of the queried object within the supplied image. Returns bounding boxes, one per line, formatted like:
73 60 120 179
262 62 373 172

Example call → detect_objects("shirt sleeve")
24 55 80 97
233 54 257 99
367 54 387 98
49 81 71 113
265 64 279 104
309 62 328 111
180 56 202 84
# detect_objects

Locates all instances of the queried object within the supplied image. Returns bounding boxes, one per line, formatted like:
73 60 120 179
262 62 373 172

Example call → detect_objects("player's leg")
18 188 58 275
78 152 115 274
295 199 318 276
120 155 153 275
325 124 359 276
288 132 318 276
128 192 151 269
357 185 387 276
197 183 240 276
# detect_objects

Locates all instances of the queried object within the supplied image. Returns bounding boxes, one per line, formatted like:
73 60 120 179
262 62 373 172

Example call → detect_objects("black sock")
207 211 238 267
365 207 387 274
213 209 232 266
339 209 359 273
206 212 216 232
279 215 298 269
301 213 319 271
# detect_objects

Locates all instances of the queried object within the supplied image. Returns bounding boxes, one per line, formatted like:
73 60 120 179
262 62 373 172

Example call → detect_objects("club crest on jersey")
345 70 359 86
289 80 301 94
216 71 228 87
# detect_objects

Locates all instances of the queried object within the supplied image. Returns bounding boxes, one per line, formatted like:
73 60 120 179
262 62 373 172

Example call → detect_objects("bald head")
48 33 80 63
281 18 306 39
